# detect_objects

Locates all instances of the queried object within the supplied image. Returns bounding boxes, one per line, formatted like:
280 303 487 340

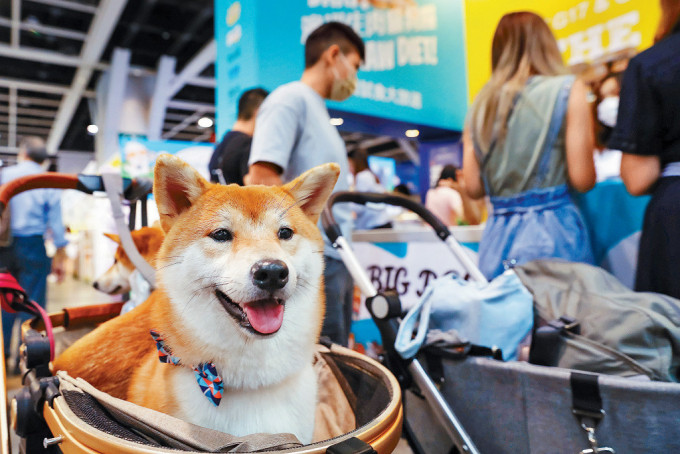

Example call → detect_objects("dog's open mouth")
215 290 285 335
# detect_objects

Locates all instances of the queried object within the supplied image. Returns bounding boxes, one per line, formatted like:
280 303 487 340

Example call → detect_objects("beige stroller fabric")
57 373 302 452
54 347 356 452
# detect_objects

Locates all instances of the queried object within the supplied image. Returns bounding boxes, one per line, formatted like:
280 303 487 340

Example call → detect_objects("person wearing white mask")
594 74 623 181
245 22 364 346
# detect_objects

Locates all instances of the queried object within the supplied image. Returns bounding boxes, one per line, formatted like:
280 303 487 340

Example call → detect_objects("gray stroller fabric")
57 372 302 452
515 260 680 381
415 356 680 453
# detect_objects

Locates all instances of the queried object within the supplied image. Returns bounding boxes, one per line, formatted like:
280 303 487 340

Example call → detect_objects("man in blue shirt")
1 136 68 367
246 22 364 346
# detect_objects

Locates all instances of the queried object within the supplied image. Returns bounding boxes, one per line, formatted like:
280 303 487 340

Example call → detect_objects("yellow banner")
464 0 661 103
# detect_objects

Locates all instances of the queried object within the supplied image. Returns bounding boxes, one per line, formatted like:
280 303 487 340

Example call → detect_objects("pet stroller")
322 191 680 454
0 173 403 454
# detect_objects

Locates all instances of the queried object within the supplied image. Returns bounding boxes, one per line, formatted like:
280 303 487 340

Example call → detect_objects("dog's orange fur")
104 226 165 270
52 155 339 436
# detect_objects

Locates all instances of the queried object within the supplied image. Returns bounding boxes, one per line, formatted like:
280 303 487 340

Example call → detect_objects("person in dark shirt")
208 88 268 185
609 0 680 298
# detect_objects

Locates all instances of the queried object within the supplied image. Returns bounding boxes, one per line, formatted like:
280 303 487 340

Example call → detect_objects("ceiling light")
405 129 420 138
87 124 99 134
198 117 214 128
329 118 344 126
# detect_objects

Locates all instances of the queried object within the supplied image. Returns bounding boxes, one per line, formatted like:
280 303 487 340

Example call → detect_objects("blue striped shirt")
1 161 67 248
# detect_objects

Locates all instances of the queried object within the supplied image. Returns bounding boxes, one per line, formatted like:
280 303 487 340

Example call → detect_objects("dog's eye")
278 227 294 240
209 229 233 242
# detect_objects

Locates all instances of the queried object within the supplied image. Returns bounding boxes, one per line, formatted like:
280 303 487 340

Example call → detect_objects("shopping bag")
395 270 534 361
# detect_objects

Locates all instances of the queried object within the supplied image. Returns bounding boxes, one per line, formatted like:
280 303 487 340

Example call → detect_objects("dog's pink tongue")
244 299 284 334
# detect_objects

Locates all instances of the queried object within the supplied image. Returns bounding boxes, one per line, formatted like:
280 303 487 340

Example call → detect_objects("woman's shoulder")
527 74 575 90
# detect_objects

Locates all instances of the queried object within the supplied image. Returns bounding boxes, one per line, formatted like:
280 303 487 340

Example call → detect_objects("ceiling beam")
0 76 95 97
46 0 128 154
163 122 208 133
187 76 216 88
0 124 51 135
166 99 215 112
0 43 107 70
26 0 97 14
11 0 20 48
396 138 421 165
8 87 17 148
0 17 88 41
162 110 205 140
0 105 56 117
192 130 212 143
164 112 188 121
0 94 61 108
166 39 216 100
0 44 155 78
168 132 203 141
0 115 52 126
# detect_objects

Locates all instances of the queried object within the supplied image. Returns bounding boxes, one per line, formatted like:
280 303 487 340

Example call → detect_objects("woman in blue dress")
462 11 596 280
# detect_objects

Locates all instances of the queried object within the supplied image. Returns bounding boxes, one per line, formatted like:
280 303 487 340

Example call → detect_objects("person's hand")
244 162 283 186
51 247 67 283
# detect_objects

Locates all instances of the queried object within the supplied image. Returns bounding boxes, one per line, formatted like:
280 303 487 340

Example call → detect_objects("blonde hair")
655 0 680 42
469 12 566 155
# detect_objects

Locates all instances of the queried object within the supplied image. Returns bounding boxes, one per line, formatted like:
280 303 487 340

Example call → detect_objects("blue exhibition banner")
215 0 468 138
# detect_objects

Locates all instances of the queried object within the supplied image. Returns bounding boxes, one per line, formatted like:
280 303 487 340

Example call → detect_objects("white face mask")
329 53 357 102
597 96 619 128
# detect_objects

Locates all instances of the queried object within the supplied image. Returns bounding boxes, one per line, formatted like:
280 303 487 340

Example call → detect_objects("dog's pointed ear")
282 163 340 223
103 233 120 245
154 154 211 232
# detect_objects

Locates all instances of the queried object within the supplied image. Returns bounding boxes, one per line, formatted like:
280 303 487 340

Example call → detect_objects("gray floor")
7 277 414 453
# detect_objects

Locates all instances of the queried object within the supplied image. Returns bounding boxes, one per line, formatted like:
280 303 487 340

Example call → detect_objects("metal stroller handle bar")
0 173 138 215
322 191 451 242
322 191 487 284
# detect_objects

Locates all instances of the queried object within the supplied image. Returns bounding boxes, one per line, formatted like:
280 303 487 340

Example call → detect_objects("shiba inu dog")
93 226 164 295
53 155 340 444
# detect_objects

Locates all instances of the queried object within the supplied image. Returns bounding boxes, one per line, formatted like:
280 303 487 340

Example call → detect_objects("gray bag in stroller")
517 259 680 382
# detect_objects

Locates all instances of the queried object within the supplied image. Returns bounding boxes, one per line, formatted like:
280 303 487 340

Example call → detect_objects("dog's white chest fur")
171 362 318 444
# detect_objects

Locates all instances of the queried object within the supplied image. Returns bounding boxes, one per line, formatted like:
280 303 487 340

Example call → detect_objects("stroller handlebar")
0 173 80 213
322 191 451 244
0 172 147 233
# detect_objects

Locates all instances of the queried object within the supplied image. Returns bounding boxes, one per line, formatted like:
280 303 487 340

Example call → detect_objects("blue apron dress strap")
532 76 575 189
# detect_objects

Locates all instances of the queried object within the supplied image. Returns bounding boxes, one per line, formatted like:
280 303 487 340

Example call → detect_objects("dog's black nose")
251 260 289 291
93 282 99 290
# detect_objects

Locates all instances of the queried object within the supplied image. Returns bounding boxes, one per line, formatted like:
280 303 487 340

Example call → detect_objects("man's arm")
47 189 68 283
247 95 300 186
244 161 283 186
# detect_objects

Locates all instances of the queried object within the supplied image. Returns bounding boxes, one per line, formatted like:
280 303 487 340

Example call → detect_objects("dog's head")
93 227 164 295
153 154 339 387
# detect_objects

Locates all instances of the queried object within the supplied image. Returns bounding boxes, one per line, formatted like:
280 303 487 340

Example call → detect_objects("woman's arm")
620 153 661 196
565 78 596 192
609 58 663 196
462 127 486 199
